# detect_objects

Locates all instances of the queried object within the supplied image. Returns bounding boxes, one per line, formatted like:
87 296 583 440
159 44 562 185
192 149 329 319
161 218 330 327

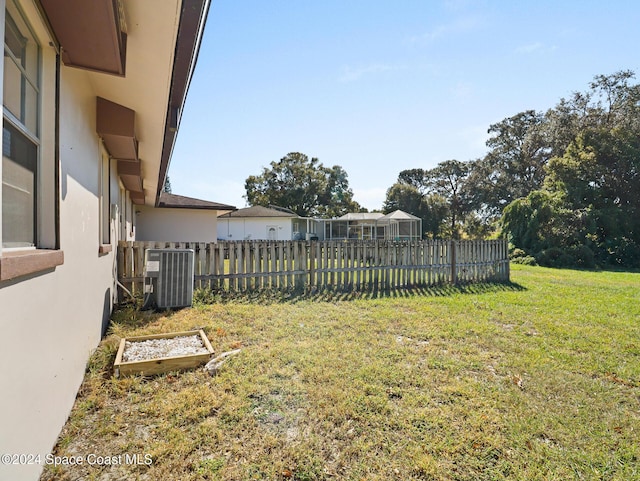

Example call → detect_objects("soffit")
86 0 182 205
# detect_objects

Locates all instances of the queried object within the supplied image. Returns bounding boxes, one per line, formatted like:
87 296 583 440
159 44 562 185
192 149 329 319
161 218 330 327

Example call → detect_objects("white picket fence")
117 239 509 295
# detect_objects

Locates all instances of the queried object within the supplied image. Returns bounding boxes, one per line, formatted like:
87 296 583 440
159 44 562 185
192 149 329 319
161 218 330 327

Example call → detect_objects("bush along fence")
117 239 510 296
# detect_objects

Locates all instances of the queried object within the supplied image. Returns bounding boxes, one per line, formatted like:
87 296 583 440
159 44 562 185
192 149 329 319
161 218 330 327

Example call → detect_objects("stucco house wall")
0 54 123 481
136 193 234 242
0 1 208 480
137 205 219 242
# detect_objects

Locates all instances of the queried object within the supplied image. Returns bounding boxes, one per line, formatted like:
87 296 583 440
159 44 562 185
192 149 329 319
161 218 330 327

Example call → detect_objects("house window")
2 0 40 249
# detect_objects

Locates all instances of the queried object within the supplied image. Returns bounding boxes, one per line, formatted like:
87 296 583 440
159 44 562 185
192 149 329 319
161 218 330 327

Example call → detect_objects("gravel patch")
123 335 208 362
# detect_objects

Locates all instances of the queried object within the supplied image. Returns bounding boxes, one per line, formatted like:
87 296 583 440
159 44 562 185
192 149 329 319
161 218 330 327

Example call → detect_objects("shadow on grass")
108 297 178 330
193 280 526 305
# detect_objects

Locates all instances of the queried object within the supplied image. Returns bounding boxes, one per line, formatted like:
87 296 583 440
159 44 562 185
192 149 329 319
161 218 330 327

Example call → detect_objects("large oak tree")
244 152 361 217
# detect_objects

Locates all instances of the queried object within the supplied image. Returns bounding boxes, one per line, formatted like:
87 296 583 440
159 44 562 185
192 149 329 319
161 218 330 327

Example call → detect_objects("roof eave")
155 0 211 206
158 204 236 211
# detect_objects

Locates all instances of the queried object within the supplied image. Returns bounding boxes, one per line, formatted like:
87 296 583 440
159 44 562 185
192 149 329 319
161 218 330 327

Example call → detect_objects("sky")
169 0 640 212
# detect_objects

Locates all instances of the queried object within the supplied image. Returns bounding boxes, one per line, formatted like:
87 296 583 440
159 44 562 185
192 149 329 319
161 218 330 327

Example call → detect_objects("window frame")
2 0 41 250
98 144 111 251
0 0 62 281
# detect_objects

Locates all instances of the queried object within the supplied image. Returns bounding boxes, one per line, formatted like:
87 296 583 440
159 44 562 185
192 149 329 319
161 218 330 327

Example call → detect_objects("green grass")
41 265 640 480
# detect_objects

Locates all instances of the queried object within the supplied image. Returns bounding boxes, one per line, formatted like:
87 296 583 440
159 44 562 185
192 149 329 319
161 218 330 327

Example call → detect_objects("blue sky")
169 0 640 211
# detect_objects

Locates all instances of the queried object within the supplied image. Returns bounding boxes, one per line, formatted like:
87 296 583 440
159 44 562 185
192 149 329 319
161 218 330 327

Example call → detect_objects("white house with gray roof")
217 205 320 241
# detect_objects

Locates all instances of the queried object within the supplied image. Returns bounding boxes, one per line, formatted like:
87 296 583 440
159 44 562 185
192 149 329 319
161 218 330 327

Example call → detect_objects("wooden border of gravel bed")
113 330 214 377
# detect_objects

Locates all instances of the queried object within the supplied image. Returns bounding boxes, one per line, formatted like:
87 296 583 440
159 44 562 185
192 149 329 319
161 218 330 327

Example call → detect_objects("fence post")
450 240 457 285
307 241 314 290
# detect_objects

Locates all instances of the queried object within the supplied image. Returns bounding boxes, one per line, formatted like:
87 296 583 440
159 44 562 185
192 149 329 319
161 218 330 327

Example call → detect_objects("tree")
320 165 363 217
383 183 424 215
425 160 472 239
421 194 449 239
545 70 640 157
384 172 449 239
471 110 549 218
163 175 172 194
397 168 428 193
545 128 640 265
244 152 360 217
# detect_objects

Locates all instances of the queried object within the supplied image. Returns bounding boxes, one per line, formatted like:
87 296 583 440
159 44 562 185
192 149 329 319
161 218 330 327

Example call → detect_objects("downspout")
54 52 61 249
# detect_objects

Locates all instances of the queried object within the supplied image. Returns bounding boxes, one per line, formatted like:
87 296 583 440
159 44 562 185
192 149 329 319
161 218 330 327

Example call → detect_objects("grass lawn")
41 265 640 481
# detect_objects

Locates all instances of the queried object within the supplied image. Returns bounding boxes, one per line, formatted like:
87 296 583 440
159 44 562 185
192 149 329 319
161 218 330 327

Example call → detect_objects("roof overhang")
39 0 210 206
156 0 210 205
157 193 236 210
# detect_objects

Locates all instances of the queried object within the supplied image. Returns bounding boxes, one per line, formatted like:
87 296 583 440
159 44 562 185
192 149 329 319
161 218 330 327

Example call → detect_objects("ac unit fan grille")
145 249 195 309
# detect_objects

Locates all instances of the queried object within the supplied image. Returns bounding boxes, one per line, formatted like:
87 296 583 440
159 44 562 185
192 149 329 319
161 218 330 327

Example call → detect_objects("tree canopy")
383 70 640 267
163 175 172 194
383 160 471 239
241 71 640 268
244 152 362 217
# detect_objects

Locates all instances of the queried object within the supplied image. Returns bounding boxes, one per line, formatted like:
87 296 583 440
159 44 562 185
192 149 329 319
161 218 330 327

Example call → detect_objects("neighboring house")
322 210 422 240
217 205 320 241
137 192 235 243
0 1 210 480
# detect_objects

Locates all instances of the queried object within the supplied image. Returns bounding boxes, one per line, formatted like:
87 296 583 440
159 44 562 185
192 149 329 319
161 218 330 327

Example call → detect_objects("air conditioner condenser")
143 248 195 309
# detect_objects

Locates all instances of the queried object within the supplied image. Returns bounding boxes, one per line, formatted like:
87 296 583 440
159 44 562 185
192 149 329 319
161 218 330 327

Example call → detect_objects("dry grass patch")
41 266 640 480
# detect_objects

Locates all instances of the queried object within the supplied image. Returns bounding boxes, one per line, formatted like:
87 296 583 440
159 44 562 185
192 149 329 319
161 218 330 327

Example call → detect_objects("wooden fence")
117 239 509 296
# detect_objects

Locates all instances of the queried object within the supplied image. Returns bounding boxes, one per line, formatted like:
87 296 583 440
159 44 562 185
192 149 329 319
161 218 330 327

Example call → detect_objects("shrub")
570 245 596 268
536 247 565 267
511 255 537 266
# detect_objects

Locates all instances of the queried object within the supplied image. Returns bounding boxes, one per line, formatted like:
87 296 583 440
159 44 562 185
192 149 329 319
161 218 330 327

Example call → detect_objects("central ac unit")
143 249 195 309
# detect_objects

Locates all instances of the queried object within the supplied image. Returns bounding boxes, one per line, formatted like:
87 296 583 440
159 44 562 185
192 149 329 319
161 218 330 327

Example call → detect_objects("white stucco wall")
0 26 121 481
136 206 219 242
217 217 294 241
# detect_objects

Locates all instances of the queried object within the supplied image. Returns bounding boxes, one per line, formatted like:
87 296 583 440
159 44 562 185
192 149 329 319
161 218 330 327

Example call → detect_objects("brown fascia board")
156 0 211 206
39 0 126 76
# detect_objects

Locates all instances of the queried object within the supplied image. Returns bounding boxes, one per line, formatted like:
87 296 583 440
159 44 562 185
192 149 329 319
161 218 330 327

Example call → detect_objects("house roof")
157 192 235 211
380 210 422 221
219 205 298 218
338 212 385 221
